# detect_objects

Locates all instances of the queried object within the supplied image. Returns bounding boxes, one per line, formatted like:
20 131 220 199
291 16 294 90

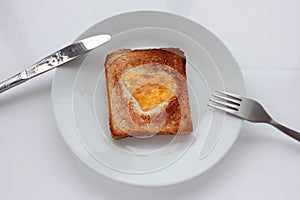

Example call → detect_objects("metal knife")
0 34 111 94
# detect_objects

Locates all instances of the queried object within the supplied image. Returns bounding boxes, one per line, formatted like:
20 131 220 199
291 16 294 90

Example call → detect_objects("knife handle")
0 72 27 94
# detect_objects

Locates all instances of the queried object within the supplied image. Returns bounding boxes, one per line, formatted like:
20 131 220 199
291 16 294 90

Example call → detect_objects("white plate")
51 11 246 186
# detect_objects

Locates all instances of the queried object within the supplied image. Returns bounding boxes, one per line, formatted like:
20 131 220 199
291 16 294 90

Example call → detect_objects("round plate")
51 11 246 186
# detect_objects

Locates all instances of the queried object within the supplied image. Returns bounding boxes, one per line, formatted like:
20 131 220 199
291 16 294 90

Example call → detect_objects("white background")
1 0 300 199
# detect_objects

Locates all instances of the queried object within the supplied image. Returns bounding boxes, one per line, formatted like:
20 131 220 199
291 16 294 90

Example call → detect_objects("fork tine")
212 93 241 105
209 99 239 110
215 90 242 101
208 103 237 114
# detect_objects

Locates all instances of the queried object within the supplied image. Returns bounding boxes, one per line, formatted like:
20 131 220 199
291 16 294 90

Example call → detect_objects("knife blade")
0 34 111 94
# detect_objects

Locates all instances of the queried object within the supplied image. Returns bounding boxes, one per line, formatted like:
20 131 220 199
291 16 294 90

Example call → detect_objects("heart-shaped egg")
123 70 175 111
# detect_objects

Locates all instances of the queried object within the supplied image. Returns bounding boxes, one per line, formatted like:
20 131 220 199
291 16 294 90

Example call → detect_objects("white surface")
0 0 299 199
52 11 246 185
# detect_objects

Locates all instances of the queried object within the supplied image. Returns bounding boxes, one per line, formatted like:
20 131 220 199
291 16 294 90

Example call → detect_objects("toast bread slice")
105 48 193 139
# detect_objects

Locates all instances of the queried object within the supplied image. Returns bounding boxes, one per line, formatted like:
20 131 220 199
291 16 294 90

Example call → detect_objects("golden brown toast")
105 48 193 139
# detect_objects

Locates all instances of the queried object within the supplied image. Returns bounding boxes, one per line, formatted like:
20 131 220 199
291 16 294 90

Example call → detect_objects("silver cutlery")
208 90 300 142
0 34 111 94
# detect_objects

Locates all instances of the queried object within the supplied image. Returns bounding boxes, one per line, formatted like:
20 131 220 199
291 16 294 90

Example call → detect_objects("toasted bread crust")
105 48 193 139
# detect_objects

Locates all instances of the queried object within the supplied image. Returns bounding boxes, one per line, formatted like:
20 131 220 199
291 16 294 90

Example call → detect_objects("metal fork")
208 90 300 142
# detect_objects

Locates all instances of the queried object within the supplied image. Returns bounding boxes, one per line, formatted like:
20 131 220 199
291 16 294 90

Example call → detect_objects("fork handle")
270 120 300 142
